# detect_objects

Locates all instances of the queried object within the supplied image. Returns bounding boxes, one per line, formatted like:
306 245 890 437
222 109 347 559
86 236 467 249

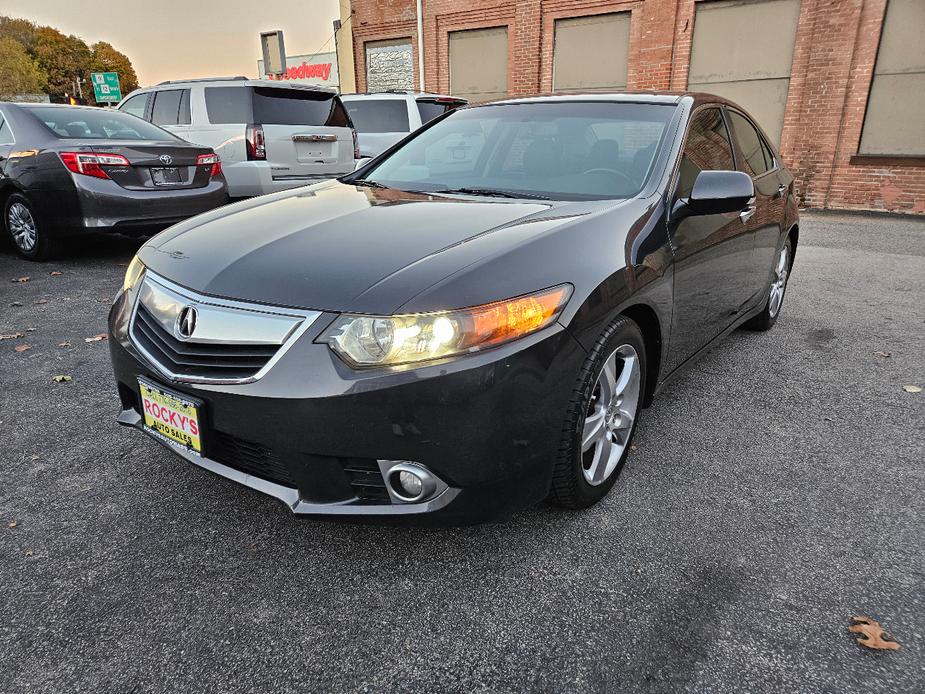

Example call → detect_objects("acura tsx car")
0 103 228 260
108 92 798 522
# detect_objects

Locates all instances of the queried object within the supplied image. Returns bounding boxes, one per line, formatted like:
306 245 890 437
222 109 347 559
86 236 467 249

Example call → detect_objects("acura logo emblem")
177 306 197 338
159 154 173 165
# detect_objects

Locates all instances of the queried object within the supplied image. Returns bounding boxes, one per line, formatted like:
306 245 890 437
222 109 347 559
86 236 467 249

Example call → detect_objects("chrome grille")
129 273 320 385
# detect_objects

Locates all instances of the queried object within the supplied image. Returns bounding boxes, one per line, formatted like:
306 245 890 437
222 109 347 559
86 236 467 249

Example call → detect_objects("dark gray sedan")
109 92 798 522
0 103 228 260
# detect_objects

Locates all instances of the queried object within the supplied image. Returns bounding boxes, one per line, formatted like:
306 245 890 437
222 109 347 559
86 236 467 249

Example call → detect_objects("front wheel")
549 316 646 509
744 238 792 331
4 193 58 261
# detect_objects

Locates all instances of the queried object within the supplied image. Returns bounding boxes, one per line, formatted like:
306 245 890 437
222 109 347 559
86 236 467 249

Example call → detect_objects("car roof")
484 90 753 110
145 77 337 94
341 91 465 101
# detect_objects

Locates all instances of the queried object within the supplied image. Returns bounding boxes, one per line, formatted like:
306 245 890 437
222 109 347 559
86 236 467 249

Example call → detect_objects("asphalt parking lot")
1 211 923 693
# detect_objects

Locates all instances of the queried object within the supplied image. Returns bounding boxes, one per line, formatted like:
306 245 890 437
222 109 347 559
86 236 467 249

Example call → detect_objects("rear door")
725 108 785 300
667 106 754 372
343 97 410 157
252 87 355 179
149 88 192 142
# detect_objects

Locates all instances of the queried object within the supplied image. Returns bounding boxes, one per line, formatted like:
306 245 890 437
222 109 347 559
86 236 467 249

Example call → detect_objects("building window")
553 13 630 93
687 0 800 146
859 0 925 156
365 38 414 92
448 27 508 103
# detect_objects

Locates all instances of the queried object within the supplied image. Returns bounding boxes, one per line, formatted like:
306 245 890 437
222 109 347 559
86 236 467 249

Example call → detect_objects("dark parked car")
108 92 798 522
0 103 228 260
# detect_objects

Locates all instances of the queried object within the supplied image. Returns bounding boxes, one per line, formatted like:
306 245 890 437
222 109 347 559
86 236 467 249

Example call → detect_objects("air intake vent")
341 458 391 503
208 431 297 488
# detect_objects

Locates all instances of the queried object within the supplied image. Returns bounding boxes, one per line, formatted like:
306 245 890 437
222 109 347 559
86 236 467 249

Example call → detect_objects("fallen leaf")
0 333 24 340
902 385 922 393
25 327 36 332
25 550 33 556
873 351 891 358
11 276 29 283
33 299 48 305
14 344 31 353
849 616 900 651
49 271 62 276
84 334 108 343
10 301 23 307
7 521 17 529
52 375 72 383
58 341 71 347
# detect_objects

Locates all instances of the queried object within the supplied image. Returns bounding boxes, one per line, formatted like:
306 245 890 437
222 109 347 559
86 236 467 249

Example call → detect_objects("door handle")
775 183 787 199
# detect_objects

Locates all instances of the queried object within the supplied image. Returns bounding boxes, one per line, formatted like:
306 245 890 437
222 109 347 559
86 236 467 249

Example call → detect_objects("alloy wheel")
768 244 790 318
581 344 641 486
8 202 37 252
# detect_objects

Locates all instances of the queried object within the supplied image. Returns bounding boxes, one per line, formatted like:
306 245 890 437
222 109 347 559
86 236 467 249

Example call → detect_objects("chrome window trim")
129 271 322 386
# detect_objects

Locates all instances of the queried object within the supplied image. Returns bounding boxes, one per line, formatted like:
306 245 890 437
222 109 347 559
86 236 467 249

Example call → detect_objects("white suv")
118 77 357 198
341 91 466 159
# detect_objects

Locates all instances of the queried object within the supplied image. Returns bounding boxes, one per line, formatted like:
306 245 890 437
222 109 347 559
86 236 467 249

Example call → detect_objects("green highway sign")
90 72 122 103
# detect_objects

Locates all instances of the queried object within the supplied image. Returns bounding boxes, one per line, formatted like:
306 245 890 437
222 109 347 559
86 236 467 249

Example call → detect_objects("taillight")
197 153 222 177
352 128 359 159
59 152 130 179
245 124 265 160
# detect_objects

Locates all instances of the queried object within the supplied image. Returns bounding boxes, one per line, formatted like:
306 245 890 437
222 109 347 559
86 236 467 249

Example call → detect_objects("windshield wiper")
351 179 388 189
435 187 551 201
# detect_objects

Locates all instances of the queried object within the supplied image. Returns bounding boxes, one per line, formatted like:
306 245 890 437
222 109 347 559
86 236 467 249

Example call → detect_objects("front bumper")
108 285 586 521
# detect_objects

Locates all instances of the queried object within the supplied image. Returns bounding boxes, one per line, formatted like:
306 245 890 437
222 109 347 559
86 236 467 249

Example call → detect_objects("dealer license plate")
138 378 202 454
151 167 182 185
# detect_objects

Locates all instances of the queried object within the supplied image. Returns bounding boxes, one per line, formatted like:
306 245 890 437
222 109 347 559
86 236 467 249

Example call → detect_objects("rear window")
344 99 410 133
416 99 464 125
27 106 176 141
204 86 351 127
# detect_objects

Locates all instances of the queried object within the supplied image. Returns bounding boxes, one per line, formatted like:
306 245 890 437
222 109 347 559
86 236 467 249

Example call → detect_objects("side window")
204 87 252 124
119 93 149 120
178 89 191 125
151 90 183 126
727 110 771 177
0 117 12 144
677 108 734 199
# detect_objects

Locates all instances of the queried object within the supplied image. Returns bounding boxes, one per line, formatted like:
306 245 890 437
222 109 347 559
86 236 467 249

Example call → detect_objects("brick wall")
346 0 925 214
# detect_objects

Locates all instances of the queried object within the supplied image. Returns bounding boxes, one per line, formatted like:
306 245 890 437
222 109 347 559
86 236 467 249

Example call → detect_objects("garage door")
553 13 630 92
366 38 414 92
687 0 800 145
449 27 508 103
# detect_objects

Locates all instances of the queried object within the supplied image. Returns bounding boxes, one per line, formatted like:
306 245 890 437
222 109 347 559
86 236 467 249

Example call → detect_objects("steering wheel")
581 167 636 188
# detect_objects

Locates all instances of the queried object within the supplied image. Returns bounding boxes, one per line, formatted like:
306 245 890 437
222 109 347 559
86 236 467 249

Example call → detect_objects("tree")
0 16 37 52
90 41 138 96
32 26 92 100
0 37 47 100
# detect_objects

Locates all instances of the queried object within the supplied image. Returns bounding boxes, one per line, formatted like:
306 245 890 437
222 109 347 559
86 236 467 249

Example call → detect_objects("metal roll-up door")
687 0 800 145
859 0 925 155
553 13 631 92
449 27 508 103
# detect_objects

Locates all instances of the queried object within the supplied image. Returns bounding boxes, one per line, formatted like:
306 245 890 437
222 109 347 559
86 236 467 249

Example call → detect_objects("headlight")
122 255 146 292
320 284 572 368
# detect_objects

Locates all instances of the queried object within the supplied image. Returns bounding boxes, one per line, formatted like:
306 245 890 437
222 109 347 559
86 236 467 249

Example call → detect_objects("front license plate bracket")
137 377 203 455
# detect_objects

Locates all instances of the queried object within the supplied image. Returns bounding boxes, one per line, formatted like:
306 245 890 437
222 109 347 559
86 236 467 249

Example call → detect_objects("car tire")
4 193 58 261
744 237 793 332
549 315 647 509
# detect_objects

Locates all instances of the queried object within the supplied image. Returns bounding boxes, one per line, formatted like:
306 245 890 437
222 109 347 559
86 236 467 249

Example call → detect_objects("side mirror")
687 170 754 215
353 157 372 171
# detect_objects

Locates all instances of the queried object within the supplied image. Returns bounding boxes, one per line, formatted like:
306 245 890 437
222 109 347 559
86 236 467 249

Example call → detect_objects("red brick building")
342 0 924 214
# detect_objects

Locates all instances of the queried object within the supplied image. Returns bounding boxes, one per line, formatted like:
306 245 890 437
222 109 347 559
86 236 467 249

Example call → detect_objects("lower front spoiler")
116 407 461 517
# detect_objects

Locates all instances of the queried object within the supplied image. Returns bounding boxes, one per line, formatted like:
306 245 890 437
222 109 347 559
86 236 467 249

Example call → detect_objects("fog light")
398 470 423 497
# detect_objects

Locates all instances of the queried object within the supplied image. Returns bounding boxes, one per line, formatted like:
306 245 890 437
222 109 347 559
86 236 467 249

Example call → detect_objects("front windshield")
360 101 675 200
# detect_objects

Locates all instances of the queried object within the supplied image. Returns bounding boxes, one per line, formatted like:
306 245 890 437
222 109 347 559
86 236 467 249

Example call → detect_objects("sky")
3 0 341 86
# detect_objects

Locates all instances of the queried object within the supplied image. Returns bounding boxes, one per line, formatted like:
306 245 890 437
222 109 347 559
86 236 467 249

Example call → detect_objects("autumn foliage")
0 15 138 102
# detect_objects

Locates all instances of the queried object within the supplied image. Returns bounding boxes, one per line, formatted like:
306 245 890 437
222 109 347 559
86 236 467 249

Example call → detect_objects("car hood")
139 180 614 314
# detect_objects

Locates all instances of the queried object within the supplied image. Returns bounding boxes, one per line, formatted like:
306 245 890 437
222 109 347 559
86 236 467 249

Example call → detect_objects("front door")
666 107 754 372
